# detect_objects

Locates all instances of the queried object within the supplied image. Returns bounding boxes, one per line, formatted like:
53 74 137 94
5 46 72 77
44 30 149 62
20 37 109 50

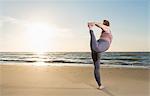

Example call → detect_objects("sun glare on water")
25 22 57 53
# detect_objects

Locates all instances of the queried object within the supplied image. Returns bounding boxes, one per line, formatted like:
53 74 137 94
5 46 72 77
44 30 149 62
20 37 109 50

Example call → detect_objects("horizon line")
0 51 149 53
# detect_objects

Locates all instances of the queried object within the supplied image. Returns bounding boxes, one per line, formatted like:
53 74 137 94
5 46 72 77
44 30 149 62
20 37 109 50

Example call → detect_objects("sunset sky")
0 0 149 52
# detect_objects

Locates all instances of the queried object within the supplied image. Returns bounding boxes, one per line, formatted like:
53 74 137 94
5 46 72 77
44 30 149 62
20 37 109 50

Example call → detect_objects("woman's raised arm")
95 22 110 32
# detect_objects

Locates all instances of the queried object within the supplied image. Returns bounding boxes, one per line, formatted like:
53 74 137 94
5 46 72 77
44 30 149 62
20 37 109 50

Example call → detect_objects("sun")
25 22 56 53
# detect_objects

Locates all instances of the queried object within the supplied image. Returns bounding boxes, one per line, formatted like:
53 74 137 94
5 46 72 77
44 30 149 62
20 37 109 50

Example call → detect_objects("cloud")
0 16 72 38
0 16 18 23
0 16 29 28
0 16 71 32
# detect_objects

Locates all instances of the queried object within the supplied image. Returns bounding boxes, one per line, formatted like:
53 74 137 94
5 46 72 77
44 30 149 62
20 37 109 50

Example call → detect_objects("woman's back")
100 30 113 44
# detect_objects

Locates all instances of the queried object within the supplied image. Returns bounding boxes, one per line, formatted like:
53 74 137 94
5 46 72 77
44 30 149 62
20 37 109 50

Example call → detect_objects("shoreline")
0 62 149 69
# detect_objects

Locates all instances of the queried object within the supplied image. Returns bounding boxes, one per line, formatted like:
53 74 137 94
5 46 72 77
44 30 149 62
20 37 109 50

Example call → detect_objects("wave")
0 59 85 64
45 60 83 63
102 58 141 61
1 59 37 63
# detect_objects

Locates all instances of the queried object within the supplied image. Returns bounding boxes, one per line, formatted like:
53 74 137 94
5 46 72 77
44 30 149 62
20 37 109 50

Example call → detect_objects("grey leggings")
90 30 110 86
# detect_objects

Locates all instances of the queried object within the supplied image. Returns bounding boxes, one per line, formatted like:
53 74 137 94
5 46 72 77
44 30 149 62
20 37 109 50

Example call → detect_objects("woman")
88 20 112 90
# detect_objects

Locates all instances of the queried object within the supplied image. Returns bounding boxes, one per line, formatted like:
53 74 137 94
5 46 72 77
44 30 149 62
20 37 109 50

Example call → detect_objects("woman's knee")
94 64 100 70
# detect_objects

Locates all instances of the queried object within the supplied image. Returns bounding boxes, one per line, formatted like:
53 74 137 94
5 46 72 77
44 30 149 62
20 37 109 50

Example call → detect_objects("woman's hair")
103 20 110 26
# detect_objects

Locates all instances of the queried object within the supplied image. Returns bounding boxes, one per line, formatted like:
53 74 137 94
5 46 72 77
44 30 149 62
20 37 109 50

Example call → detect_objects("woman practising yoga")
88 20 113 90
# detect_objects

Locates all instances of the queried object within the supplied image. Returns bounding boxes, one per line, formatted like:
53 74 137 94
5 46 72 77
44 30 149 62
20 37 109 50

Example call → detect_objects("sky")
0 0 149 52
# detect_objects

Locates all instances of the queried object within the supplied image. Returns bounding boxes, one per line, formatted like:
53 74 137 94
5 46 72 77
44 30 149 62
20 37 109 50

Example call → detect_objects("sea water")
0 52 149 68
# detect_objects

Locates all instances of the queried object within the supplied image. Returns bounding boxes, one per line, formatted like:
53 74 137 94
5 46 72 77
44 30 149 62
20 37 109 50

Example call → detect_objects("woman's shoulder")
102 25 110 32
104 28 111 33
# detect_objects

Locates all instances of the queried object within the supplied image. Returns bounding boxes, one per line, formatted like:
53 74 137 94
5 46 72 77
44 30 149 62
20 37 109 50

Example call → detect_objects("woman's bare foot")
88 22 94 30
97 85 105 90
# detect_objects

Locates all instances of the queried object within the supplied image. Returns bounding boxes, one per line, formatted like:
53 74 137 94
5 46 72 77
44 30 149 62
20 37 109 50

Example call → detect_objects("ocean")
0 52 149 68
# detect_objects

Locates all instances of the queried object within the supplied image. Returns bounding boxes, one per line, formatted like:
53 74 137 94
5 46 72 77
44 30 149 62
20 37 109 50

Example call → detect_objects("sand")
0 64 149 96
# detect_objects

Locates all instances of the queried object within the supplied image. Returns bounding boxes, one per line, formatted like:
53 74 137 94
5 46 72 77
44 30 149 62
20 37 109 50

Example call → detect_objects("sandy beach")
0 64 149 96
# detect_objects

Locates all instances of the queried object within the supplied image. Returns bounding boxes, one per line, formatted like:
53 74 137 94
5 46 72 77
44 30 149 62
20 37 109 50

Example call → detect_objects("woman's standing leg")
91 51 101 87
